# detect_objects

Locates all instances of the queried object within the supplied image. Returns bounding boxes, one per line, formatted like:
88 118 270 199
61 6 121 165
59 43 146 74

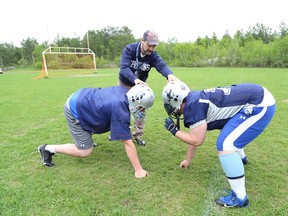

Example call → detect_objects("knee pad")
219 152 244 179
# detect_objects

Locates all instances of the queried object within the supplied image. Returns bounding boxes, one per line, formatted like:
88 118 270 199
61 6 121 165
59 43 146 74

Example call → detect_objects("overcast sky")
1 0 287 46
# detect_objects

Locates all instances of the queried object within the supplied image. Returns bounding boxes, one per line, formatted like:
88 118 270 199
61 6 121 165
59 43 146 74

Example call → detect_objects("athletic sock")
219 152 247 199
45 145 56 154
228 177 247 199
237 148 246 159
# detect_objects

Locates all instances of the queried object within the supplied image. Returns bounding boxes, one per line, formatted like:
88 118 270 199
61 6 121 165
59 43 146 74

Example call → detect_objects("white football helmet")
126 85 155 120
162 80 190 118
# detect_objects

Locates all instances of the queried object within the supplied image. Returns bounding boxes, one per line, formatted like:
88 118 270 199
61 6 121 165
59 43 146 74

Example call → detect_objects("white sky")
1 0 287 46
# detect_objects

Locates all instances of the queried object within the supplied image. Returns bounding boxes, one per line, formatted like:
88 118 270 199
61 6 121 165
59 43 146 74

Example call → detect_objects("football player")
162 81 276 207
38 84 155 178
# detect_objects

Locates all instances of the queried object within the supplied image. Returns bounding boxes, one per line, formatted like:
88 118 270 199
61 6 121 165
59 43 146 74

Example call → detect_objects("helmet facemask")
129 105 147 122
126 85 155 122
164 103 181 119
162 81 190 128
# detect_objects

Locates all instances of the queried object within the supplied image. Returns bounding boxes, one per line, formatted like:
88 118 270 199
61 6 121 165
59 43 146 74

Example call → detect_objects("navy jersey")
69 86 131 141
118 42 173 86
184 83 265 130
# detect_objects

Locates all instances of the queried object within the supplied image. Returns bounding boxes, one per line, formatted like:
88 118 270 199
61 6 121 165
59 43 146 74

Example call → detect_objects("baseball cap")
143 30 159 46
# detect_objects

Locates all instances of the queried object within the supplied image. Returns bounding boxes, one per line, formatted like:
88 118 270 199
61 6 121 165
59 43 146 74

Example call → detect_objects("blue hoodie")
118 42 173 86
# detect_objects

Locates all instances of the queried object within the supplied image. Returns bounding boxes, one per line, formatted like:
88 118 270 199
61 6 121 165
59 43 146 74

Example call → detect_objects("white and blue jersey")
183 83 276 151
69 86 131 141
119 42 173 86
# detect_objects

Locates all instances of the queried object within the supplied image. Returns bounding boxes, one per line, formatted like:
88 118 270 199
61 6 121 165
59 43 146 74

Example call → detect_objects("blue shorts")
216 104 276 151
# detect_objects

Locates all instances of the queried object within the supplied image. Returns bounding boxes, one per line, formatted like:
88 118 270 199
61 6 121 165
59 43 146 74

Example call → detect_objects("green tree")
33 44 47 69
241 37 270 67
156 37 177 66
246 23 276 44
54 36 82 47
270 35 288 67
107 26 135 61
173 42 194 67
278 21 288 38
206 33 220 66
21 37 39 66
0 43 21 68
218 32 242 66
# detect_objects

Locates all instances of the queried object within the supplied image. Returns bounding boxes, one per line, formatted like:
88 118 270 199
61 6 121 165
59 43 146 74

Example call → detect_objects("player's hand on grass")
164 117 179 136
180 160 190 170
135 169 149 178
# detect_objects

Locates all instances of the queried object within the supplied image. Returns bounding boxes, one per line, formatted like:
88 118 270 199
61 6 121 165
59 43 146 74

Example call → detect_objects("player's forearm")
175 130 202 146
123 140 143 171
185 144 197 163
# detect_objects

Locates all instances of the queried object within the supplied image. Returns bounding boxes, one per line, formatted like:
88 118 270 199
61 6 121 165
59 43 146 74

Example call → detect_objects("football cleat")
215 190 250 208
134 138 146 146
38 144 55 167
242 156 248 165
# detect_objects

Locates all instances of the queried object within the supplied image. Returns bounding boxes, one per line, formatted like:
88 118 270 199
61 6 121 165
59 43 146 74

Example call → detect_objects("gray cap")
143 30 159 46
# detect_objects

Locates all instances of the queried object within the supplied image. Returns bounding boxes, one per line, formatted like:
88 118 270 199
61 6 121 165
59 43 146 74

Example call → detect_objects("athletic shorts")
216 104 276 151
64 100 94 150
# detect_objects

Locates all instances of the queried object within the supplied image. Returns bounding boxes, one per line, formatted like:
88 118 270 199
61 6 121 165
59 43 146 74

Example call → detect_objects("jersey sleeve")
184 98 208 129
119 44 138 85
152 51 173 78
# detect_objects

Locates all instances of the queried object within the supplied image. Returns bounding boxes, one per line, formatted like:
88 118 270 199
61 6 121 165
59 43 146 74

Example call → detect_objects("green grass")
0 68 287 216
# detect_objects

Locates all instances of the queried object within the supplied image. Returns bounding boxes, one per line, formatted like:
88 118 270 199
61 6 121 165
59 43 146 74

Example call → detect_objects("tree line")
0 22 288 70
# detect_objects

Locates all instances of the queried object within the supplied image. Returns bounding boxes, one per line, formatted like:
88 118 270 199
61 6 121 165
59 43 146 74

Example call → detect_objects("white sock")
45 145 56 154
228 177 247 199
237 148 246 159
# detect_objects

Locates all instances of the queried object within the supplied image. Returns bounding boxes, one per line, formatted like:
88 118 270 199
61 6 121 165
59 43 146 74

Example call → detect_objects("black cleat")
242 157 248 165
38 144 55 167
134 138 146 146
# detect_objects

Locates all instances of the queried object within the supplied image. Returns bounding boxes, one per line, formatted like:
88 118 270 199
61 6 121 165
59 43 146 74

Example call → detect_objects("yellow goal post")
42 46 97 77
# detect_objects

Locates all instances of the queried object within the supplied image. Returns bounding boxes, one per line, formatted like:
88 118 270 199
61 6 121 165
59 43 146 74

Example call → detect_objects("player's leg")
236 148 248 164
133 118 146 146
215 105 275 207
38 101 94 166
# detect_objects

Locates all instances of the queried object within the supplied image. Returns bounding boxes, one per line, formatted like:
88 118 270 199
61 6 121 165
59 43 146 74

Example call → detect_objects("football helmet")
162 80 190 118
126 85 155 120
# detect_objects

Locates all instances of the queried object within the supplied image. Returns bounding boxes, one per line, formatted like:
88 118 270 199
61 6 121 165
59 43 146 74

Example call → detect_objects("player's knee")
78 148 93 157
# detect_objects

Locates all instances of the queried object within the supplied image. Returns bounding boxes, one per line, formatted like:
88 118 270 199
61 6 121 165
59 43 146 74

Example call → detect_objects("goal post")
42 46 97 77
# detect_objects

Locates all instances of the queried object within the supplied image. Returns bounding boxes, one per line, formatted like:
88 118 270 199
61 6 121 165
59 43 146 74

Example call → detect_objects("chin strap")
176 117 180 130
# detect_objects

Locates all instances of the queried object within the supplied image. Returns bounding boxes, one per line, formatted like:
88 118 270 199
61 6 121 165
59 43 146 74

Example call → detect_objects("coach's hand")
164 117 179 136
167 74 178 83
134 79 147 86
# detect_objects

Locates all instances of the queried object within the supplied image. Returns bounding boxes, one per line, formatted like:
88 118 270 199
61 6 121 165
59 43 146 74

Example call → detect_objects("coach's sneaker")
134 138 146 146
242 156 248 165
215 190 250 208
38 144 55 167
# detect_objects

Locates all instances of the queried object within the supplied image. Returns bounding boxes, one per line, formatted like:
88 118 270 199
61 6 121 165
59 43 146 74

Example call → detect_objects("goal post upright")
92 52 96 72
42 46 97 77
42 52 48 77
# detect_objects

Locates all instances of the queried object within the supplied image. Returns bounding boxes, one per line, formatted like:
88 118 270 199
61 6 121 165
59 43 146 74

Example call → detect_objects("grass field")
0 68 287 216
